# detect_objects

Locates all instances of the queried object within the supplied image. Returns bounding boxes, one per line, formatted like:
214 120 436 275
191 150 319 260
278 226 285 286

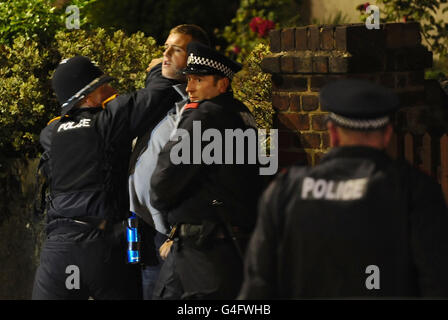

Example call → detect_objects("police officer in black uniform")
32 56 177 299
239 79 448 299
150 42 264 299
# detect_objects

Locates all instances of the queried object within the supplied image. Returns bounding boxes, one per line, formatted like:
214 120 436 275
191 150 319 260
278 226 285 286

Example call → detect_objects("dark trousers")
32 230 142 300
141 230 167 300
153 238 243 300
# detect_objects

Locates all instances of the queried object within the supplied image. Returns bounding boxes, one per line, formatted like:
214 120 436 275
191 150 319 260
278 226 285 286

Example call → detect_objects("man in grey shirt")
129 83 187 235
128 24 210 300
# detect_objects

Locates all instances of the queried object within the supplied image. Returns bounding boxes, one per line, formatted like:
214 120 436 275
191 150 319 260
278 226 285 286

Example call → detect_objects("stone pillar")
261 22 434 167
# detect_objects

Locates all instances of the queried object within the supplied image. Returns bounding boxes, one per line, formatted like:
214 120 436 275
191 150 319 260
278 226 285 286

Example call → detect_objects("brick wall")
261 22 443 167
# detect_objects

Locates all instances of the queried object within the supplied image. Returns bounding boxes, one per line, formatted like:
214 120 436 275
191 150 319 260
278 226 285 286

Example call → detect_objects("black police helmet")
52 56 114 109
320 79 401 130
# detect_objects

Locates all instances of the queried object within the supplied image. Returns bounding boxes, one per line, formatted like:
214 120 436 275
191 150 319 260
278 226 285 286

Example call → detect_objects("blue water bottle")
126 212 140 264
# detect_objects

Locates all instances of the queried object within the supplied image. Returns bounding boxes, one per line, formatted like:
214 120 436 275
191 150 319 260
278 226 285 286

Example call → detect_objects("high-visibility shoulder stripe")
47 115 68 126
101 94 119 109
184 102 200 110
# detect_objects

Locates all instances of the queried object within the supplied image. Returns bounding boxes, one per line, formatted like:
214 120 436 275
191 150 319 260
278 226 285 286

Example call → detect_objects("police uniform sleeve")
409 170 448 297
150 105 217 212
238 170 289 300
98 67 179 139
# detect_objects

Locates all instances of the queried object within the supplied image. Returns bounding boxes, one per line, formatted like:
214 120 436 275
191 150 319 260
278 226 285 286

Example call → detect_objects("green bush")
0 28 162 158
0 36 55 157
55 28 162 93
0 0 97 45
233 42 273 130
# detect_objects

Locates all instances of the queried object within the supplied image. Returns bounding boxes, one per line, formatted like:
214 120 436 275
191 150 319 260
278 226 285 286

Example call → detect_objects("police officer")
238 79 448 299
149 42 264 299
32 56 176 300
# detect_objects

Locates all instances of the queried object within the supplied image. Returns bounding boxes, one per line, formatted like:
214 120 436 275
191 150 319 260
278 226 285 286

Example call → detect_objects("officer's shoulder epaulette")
101 94 119 109
184 102 200 110
47 115 69 126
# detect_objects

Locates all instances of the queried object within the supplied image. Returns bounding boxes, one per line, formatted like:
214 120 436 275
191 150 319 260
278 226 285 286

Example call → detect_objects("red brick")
295 56 313 73
272 93 290 111
302 95 319 111
289 95 301 111
402 22 421 47
384 23 404 49
337 24 385 54
308 26 320 51
309 75 342 91
335 25 348 51
329 56 353 73
281 55 295 73
269 29 281 52
314 151 328 165
272 75 308 91
260 55 281 74
320 26 334 50
300 133 321 149
312 56 328 73
321 133 331 149
295 27 308 50
311 114 328 131
281 28 296 51
277 112 310 131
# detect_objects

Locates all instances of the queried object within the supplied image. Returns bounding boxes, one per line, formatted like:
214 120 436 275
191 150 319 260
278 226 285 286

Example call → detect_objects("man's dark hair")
169 24 210 47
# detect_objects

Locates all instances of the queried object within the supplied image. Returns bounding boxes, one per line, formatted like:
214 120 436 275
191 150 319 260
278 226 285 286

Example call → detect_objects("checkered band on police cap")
187 53 235 79
183 42 242 80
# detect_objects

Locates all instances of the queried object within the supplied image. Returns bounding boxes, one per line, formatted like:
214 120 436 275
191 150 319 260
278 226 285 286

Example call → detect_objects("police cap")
182 42 242 79
320 79 400 130
52 56 114 109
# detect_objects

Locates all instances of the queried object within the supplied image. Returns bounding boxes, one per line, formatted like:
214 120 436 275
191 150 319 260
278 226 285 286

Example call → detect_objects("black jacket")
150 92 264 229
40 65 179 226
239 146 448 299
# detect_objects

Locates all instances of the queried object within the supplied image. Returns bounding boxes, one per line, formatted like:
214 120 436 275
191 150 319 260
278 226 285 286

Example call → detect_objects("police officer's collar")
173 83 188 101
186 91 233 105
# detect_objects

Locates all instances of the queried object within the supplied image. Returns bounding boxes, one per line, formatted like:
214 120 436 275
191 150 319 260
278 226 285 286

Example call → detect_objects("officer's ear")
327 121 340 147
382 123 393 148
216 77 230 94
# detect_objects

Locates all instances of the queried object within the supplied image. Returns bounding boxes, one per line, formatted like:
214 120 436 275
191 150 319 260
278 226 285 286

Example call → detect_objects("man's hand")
159 239 173 260
146 58 163 73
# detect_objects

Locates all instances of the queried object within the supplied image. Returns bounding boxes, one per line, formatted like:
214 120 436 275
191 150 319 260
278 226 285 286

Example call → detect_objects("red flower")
232 45 241 54
249 17 275 38
356 2 370 12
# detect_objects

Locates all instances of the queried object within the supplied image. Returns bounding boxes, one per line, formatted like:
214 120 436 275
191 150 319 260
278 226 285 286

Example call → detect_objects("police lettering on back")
301 177 368 200
57 119 92 132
